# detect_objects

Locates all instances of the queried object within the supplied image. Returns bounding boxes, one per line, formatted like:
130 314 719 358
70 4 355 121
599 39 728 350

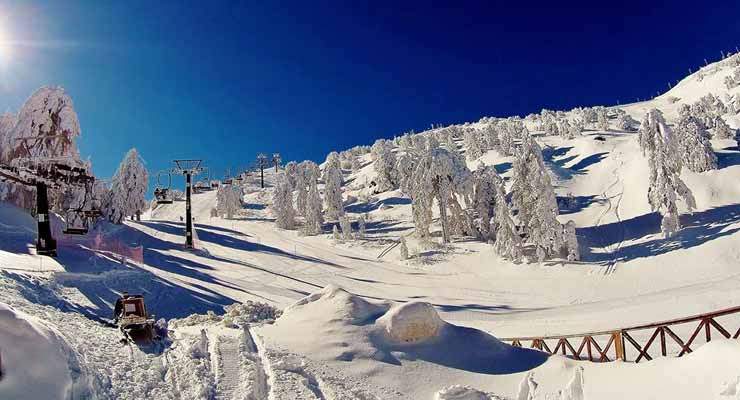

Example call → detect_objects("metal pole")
185 172 194 249
35 182 57 257
260 165 264 188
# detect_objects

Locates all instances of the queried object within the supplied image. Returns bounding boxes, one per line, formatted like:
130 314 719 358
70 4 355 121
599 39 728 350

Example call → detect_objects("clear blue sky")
1 1 739 187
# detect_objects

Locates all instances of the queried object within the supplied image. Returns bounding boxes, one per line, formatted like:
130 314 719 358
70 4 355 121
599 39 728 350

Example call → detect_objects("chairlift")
154 171 174 204
62 182 99 236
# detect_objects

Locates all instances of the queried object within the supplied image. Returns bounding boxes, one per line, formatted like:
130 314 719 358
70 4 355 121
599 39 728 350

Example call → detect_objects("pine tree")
639 109 696 237
492 176 521 262
370 139 397 192
332 224 340 240
463 128 484 161
216 184 243 219
323 151 344 220
713 116 736 139
272 175 296 229
472 164 498 240
339 216 353 240
511 130 570 261
559 119 574 139
357 215 366 239
302 166 324 235
675 105 717 173
399 237 409 260
596 107 609 131
498 123 515 156
108 148 148 223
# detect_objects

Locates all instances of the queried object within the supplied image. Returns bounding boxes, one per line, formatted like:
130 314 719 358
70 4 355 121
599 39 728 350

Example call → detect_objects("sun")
0 25 10 65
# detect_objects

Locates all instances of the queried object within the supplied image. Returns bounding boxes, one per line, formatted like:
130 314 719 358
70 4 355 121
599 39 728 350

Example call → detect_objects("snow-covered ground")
2 55 740 399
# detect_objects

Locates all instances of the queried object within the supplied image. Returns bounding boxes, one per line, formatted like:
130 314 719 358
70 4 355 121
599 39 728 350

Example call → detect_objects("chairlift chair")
154 171 174 204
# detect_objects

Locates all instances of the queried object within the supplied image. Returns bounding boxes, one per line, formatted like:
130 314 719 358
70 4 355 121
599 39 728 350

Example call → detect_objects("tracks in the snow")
215 335 240 400
244 325 271 400
208 325 272 400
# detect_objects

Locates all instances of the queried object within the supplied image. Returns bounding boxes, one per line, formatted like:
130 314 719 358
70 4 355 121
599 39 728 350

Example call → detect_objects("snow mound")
285 284 390 324
376 301 445 344
0 303 92 400
434 385 500 400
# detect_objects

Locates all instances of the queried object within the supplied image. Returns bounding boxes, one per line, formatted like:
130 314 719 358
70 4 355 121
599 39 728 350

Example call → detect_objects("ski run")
2 50 740 400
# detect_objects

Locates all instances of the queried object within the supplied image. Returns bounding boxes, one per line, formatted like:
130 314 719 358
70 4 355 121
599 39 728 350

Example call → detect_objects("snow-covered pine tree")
559 119 573 139
675 105 717 173
638 109 697 237
323 151 344 220
596 107 609 131
463 128 484 161
472 163 498 240
511 130 571 261
498 123 515 156
571 118 584 137
272 175 296 229
483 123 501 152
370 139 397 192
616 112 639 131
302 165 324 235
399 237 409 260
108 148 148 223
491 174 521 262
713 116 736 139
216 184 243 219
562 220 579 261
357 215 366 239
339 216 353 240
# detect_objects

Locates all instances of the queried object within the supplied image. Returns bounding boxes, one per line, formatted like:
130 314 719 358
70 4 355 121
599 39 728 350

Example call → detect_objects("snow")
1 55 740 399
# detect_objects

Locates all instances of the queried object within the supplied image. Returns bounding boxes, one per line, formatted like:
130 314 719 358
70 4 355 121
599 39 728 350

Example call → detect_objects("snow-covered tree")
463 128 484 161
322 151 344 220
370 139 397 192
483 123 500 152
713 116 736 140
562 220 579 261
511 130 573 261
357 215 366 239
216 184 243 219
399 237 409 260
616 112 639 131
596 107 609 131
559 119 573 139
302 164 324 235
272 175 296 229
491 175 521 262
498 123 515 156
675 105 717 173
332 224 340 240
472 164 498 240
638 109 696 237
339 216 353 240
410 147 473 243
108 148 148 223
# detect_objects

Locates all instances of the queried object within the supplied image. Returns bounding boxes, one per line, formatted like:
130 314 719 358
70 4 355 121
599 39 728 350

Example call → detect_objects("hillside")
1 54 740 399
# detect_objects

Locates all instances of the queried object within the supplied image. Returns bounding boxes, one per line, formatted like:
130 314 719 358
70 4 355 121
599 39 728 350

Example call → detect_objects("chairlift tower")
172 159 203 249
0 137 96 257
257 153 268 188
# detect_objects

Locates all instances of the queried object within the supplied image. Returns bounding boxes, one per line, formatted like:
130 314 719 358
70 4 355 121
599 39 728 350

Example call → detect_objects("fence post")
614 331 626 361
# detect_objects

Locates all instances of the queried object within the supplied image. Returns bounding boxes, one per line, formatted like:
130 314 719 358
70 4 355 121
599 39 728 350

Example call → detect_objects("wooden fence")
501 305 740 363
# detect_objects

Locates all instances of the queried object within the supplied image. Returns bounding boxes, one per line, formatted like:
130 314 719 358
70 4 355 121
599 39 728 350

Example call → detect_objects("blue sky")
1 1 739 187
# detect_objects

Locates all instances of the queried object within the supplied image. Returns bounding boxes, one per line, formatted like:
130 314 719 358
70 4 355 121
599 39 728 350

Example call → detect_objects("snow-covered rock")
434 385 499 400
376 301 445 344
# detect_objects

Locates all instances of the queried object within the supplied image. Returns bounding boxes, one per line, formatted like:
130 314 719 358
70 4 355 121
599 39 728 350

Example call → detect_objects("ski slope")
1 55 740 399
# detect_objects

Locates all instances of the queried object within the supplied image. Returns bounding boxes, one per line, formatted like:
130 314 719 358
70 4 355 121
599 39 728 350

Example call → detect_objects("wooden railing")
501 305 740 363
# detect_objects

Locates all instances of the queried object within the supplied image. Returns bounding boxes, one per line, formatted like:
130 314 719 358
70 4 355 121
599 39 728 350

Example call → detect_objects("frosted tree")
463 128 484 160
713 116 736 140
616 112 639 131
559 119 573 139
302 166 324 235
638 109 696 237
542 116 559 136
472 164 498 240
332 224 340 240
511 130 571 261
411 147 473 243
108 148 149 223
571 119 584 137
492 175 522 262
483 123 501 152
498 123 515 156
216 184 243 219
562 220 579 261
395 151 418 196
295 161 315 216
399 237 409 260
322 151 344 220
339 216 353 240
370 139 397 192
596 107 609 131
272 175 296 229
357 215 366 239
675 105 717 173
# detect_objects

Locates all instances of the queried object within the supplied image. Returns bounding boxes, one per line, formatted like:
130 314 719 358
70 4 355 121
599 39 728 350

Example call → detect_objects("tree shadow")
578 204 740 263
345 197 411 214
716 149 740 169
557 195 605 215
494 162 512 175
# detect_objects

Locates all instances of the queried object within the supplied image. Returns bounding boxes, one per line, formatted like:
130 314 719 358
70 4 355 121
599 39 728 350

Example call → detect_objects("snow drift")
0 302 93 400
